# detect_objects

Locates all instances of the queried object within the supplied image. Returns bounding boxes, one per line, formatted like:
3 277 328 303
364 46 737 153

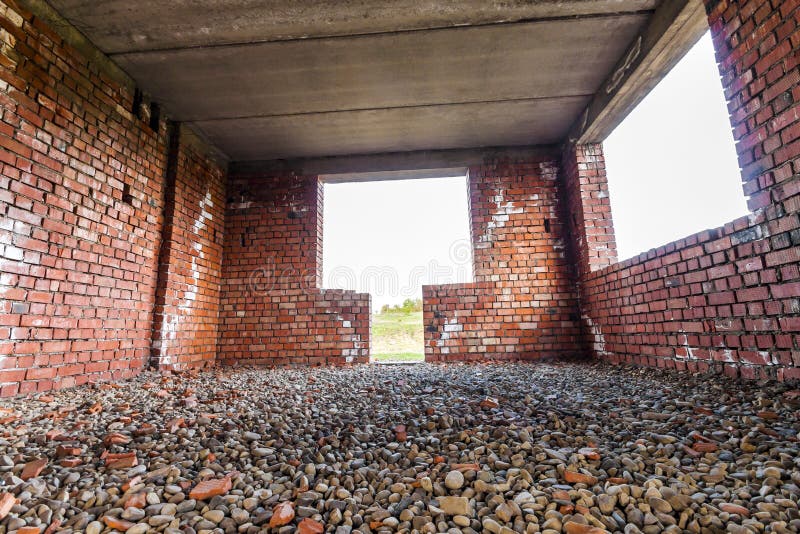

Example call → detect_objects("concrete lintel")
320 168 468 184
568 0 708 143
229 145 559 177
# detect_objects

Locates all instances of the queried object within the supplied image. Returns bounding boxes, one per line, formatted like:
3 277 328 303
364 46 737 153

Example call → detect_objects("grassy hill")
371 309 424 362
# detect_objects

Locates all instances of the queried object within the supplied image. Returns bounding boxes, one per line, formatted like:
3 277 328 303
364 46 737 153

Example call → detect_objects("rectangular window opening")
603 31 748 262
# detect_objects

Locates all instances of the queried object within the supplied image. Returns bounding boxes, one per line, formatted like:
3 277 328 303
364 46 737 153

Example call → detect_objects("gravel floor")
0 361 798 534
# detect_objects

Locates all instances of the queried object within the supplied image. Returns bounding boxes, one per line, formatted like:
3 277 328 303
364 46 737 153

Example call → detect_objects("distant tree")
377 298 423 314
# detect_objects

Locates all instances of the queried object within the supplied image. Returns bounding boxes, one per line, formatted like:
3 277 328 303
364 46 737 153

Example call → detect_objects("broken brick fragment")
21 458 47 480
479 397 499 409
122 475 142 492
0 492 17 520
124 492 146 509
298 518 324 534
104 432 132 446
102 516 134 531
563 521 609 534
563 470 598 486
189 476 232 500
87 402 103 414
452 463 480 472
269 501 295 528
59 458 82 467
166 417 185 433
578 447 600 461
56 445 81 458
692 442 718 453
719 503 750 517
105 452 137 469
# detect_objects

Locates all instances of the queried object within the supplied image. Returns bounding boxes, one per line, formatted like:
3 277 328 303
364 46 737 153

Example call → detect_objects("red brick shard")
719 503 750 517
104 432 132 446
0 492 17 520
269 501 295 528
124 492 147 509
479 397 499 409
21 459 47 480
105 452 138 470
102 516 134 531
298 518 324 534
563 470 598 486
189 476 232 500
56 445 81 458
166 417 185 433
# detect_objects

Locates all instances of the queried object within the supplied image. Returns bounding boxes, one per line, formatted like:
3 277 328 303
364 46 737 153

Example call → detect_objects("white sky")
604 32 748 260
323 176 473 309
324 31 746 306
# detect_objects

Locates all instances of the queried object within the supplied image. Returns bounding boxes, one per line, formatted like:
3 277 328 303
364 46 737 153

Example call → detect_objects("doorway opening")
321 171 473 362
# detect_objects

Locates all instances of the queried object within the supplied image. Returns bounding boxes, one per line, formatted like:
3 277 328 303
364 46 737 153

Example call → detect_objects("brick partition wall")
0 0 168 395
423 153 583 361
150 126 227 371
217 166 370 366
568 0 800 380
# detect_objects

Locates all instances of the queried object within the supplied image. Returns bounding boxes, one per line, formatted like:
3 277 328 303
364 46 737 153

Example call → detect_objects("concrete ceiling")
46 0 665 161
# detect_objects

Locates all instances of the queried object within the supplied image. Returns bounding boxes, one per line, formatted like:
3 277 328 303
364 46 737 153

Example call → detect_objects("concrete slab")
32 0 694 161
192 96 588 160
47 0 658 53
114 15 647 122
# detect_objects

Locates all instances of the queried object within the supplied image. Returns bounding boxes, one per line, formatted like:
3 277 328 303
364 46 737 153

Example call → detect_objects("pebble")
0 362 797 533
445 469 465 490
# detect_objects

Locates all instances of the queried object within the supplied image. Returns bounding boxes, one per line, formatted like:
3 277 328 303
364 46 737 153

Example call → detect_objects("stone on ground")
0 361 798 533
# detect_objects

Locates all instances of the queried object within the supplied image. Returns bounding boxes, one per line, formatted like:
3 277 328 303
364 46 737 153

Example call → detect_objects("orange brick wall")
151 127 227 371
571 0 800 381
0 0 167 395
423 154 583 361
218 166 370 366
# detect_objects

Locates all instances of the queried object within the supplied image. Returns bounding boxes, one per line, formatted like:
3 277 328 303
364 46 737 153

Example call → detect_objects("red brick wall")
151 126 227 371
0 0 167 395
561 144 617 275
218 167 370 366
423 154 582 361
571 0 800 380
580 212 799 381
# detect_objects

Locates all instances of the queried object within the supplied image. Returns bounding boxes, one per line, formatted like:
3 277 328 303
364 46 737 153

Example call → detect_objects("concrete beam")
229 145 557 177
568 0 709 143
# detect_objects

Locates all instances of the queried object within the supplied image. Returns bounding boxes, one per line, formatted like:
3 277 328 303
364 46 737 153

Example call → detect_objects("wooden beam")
568 0 709 143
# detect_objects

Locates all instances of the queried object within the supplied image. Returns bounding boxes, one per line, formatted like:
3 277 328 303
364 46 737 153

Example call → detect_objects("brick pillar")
704 0 799 221
561 143 618 275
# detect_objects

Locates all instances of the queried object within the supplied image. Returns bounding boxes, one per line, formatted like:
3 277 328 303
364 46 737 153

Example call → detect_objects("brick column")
561 143 618 275
704 0 799 220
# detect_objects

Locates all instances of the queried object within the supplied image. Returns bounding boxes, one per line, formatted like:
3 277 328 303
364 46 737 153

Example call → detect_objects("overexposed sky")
324 31 746 305
323 176 473 308
604 32 747 259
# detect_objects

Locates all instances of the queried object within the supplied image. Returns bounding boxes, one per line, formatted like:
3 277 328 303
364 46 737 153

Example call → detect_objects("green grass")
372 310 424 362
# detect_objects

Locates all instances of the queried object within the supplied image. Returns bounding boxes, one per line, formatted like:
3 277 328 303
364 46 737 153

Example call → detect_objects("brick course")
218 167 370 366
568 0 800 381
0 0 167 395
150 126 227 371
423 154 583 361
